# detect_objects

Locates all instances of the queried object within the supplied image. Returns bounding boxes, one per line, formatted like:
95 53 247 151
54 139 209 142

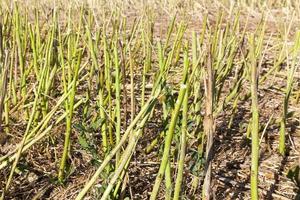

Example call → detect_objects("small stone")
27 172 39 183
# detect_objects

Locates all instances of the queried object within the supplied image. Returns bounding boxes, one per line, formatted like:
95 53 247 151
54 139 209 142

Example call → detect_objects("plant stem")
249 34 259 200
173 83 189 200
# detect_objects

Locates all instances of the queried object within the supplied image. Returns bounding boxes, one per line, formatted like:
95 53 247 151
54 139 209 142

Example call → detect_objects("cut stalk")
173 83 189 200
0 51 9 145
113 41 121 166
202 45 214 200
249 34 259 200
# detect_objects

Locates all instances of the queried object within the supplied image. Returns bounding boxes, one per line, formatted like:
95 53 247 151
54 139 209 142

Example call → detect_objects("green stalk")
58 50 82 182
84 12 97 119
141 31 147 107
113 41 121 165
112 156 131 198
29 24 39 81
249 34 259 200
10 32 17 106
0 51 9 145
98 87 108 153
165 159 172 200
13 4 27 116
141 20 153 107
173 83 189 200
129 51 136 122
40 17 57 118
103 28 114 146
279 31 300 155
